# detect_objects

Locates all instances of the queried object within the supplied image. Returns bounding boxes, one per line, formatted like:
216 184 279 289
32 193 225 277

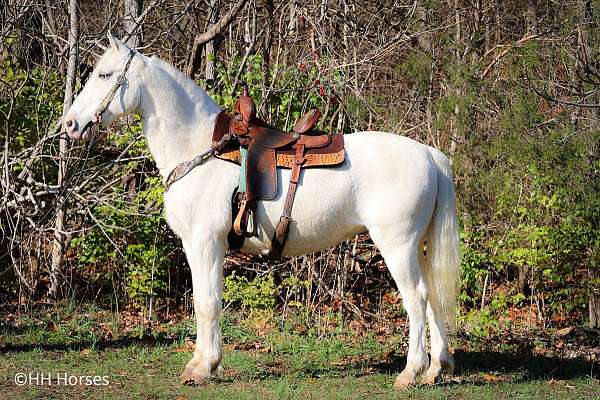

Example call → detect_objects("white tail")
425 148 461 328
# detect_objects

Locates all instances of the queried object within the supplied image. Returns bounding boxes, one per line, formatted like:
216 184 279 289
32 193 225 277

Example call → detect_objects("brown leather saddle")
212 86 345 258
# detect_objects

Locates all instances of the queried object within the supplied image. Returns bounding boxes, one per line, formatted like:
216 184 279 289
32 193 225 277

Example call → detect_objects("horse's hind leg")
371 230 429 387
420 235 454 384
423 294 454 384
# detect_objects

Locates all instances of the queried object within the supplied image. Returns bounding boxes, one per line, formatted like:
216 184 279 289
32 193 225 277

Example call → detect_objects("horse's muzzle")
64 118 93 140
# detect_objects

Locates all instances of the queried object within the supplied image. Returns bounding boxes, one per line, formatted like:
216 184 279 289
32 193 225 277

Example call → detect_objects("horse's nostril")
66 119 74 128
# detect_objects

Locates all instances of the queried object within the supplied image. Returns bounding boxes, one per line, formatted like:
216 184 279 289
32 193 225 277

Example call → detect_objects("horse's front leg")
179 234 225 385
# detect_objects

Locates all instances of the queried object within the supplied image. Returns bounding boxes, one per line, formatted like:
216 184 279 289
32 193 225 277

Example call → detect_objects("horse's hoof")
420 372 441 385
394 373 416 389
179 357 222 386
179 362 215 386
179 370 207 386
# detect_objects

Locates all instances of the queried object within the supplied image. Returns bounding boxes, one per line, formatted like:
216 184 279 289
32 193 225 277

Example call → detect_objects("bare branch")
185 0 248 77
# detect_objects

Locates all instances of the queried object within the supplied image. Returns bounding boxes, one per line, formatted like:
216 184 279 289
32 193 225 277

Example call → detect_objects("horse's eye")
98 72 112 80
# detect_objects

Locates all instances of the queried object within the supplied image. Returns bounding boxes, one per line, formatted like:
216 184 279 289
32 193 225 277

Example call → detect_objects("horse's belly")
241 161 365 256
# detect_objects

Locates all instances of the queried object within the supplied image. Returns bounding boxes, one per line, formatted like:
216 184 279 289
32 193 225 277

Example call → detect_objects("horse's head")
63 33 145 140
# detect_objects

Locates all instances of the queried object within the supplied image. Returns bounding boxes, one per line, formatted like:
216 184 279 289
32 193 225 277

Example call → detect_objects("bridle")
80 48 233 192
81 48 136 133
92 48 136 124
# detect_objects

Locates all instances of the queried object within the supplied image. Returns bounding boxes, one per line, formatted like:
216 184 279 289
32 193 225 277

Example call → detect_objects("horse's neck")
139 61 221 177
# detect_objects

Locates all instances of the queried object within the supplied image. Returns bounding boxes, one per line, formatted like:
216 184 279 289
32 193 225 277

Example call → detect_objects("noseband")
90 48 136 126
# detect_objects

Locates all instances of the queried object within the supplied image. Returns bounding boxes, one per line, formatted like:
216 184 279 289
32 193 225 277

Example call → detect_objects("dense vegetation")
1 0 599 336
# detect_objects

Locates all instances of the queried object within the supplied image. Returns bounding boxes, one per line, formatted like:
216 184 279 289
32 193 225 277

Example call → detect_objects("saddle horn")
235 82 256 126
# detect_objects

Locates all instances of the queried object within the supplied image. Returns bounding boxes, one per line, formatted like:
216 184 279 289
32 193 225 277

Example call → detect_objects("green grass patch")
1 310 598 399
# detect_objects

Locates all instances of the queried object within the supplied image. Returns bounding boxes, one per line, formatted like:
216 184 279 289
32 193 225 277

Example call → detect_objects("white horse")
64 34 460 388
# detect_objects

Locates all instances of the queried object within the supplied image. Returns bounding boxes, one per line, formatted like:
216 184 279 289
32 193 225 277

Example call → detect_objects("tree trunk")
124 0 143 48
186 0 247 77
589 267 600 328
450 0 461 156
205 0 219 85
416 5 435 146
48 0 79 300
518 265 529 296
526 0 537 33
261 0 273 84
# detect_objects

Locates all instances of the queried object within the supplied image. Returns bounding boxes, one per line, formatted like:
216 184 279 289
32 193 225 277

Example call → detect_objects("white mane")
148 56 218 113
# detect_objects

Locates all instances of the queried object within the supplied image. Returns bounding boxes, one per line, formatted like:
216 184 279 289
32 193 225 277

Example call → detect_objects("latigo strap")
268 143 306 259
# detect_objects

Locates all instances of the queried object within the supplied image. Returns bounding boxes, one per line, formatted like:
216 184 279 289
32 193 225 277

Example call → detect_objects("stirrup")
232 194 257 237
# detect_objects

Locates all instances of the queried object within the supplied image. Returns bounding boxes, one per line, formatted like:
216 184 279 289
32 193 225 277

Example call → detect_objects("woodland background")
1 0 600 338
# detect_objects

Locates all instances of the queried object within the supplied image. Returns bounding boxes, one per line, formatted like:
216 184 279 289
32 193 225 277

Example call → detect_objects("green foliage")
460 229 494 308
220 312 257 344
0 58 64 298
0 56 63 178
433 61 479 140
397 53 433 93
458 102 600 320
70 118 173 307
202 54 340 132
498 88 543 134
223 272 277 311
0 57 63 147
462 308 502 338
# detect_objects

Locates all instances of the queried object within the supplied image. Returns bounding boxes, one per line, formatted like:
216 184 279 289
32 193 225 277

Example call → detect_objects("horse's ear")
107 31 122 51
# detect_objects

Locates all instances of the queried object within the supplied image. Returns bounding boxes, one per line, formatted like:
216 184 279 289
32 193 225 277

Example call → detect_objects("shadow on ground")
0 334 178 354
371 336 598 383
2 322 599 384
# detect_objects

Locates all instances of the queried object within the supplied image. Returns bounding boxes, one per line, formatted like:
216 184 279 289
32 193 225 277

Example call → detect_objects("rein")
164 121 233 192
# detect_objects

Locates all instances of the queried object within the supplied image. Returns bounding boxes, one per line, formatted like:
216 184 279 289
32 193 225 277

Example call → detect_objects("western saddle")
212 86 345 259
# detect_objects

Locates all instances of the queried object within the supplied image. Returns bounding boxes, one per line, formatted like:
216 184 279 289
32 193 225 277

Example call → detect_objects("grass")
0 309 599 399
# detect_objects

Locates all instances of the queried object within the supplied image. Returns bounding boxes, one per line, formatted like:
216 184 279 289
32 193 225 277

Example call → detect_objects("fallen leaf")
175 340 195 352
482 373 501 382
259 344 272 353
382 348 394 360
383 292 400 305
49 321 59 333
556 327 574 337
224 343 238 351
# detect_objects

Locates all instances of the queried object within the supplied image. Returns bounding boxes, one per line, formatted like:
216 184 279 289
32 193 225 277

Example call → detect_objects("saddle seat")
211 87 345 258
